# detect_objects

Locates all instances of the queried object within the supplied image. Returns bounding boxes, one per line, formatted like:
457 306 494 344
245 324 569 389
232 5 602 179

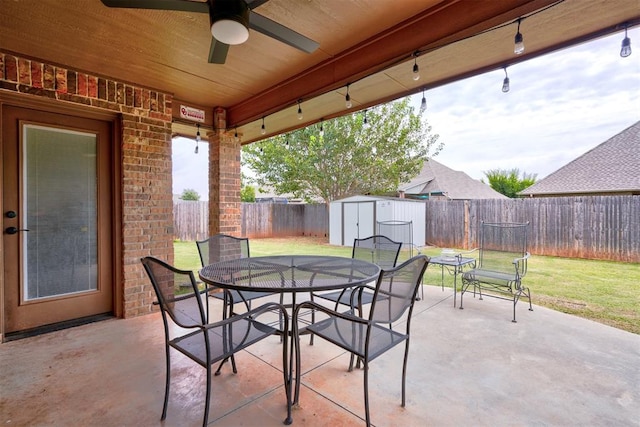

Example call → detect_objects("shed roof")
520 121 640 196
400 158 507 200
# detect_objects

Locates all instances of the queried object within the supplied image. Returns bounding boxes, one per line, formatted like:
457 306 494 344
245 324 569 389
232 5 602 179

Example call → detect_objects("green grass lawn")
174 236 640 334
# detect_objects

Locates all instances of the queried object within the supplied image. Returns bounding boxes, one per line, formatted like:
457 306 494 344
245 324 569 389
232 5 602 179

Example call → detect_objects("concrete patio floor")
1 285 638 427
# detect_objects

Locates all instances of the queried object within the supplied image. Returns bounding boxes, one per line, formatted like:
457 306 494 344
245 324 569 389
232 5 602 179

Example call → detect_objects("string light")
514 18 525 54
501 67 510 93
620 23 632 57
195 123 200 154
234 127 239 142
244 5 619 139
297 99 303 120
345 84 352 108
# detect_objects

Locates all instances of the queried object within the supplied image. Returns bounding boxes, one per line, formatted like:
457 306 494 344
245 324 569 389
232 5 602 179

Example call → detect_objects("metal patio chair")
141 256 288 427
310 235 402 307
196 234 275 317
308 235 402 345
460 221 532 322
293 255 429 427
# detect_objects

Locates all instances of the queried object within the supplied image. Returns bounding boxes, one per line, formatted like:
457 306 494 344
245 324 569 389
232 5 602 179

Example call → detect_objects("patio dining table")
199 255 381 425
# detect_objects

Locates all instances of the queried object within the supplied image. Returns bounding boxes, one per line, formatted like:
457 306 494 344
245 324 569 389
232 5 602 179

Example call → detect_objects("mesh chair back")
478 222 529 276
352 235 402 269
196 234 250 266
141 257 207 328
370 255 429 324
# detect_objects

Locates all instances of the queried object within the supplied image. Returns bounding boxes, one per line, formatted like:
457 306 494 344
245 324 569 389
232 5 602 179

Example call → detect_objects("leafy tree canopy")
179 188 200 201
483 168 537 198
242 98 442 203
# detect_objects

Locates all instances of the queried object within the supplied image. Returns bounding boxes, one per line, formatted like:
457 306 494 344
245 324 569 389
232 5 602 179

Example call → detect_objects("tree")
242 98 441 204
483 168 537 198
241 184 256 203
179 188 200 201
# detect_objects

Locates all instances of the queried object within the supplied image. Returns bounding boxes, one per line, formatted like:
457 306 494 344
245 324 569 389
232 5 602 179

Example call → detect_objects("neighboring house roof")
399 158 507 200
520 121 640 197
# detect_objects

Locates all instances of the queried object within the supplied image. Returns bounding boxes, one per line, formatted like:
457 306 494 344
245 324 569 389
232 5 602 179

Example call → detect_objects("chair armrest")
349 283 377 307
512 252 531 264
201 301 288 331
294 301 368 325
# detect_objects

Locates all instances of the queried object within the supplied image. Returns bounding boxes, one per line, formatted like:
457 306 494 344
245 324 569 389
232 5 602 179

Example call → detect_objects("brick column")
209 107 242 236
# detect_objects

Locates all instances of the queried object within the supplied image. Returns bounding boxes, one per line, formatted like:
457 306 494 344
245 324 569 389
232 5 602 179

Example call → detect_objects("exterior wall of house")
0 51 174 318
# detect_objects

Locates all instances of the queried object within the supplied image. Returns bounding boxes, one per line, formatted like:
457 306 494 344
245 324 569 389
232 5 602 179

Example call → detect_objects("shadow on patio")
1 285 638 426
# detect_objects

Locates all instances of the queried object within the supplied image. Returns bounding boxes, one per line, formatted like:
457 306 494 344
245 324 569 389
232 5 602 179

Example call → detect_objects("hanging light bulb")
514 18 525 55
319 119 324 137
195 123 200 154
261 117 266 135
297 99 303 120
620 24 632 58
412 54 420 81
502 67 510 93
234 127 239 142
345 84 352 108
363 109 369 129
420 88 427 113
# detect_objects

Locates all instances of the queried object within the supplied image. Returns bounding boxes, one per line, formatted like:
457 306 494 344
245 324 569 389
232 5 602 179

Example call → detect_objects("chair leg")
363 361 371 427
402 339 410 407
204 357 212 427
214 355 238 375
161 345 171 421
309 294 315 345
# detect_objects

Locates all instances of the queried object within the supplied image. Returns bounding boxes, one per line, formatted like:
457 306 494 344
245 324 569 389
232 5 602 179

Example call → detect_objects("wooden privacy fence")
174 195 639 262
425 195 639 262
173 201 328 241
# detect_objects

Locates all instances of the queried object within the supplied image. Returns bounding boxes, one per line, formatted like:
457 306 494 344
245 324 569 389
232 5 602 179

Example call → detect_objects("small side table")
428 256 476 307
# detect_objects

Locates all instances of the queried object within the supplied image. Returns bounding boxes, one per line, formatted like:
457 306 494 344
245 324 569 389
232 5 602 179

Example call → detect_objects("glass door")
3 106 113 335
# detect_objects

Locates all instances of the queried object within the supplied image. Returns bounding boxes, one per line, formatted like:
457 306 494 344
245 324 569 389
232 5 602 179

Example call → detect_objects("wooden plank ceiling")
1 0 638 144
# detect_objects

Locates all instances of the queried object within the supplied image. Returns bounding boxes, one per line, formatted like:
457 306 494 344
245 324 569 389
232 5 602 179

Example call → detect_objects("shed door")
342 201 375 245
2 106 114 335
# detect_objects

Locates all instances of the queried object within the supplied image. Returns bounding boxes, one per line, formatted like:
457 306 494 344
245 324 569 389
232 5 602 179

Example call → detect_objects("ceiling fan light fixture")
211 0 250 45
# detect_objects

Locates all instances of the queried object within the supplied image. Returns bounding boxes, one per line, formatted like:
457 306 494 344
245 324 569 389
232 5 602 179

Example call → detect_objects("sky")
172 28 640 199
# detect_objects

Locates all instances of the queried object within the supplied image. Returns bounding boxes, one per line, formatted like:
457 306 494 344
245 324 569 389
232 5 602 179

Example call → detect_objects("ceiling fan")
100 0 319 64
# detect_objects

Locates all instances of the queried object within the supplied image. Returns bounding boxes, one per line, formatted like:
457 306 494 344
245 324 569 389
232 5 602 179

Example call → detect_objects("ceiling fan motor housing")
210 0 251 45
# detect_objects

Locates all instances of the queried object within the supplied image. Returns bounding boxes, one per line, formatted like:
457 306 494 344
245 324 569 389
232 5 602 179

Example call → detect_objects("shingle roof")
520 121 640 196
399 158 507 200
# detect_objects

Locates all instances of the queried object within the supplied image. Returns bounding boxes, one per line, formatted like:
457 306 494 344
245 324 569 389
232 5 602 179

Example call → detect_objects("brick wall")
0 51 174 318
209 107 241 236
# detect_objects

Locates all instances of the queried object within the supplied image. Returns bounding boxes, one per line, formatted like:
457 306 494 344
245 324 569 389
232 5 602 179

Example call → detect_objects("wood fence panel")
242 203 272 238
173 201 207 241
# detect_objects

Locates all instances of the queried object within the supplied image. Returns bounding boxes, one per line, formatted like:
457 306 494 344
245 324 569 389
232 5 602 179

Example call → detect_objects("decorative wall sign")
179 105 205 122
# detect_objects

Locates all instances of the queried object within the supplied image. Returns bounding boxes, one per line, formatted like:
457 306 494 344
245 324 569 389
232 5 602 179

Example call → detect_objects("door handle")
5 227 29 235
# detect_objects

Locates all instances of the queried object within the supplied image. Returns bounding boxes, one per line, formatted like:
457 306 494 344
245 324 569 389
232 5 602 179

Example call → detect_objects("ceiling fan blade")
245 0 270 9
209 37 230 64
248 11 319 54
100 0 209 13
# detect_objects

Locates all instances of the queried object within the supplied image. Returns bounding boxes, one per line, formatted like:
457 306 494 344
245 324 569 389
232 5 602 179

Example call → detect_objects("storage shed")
329 195 426 247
